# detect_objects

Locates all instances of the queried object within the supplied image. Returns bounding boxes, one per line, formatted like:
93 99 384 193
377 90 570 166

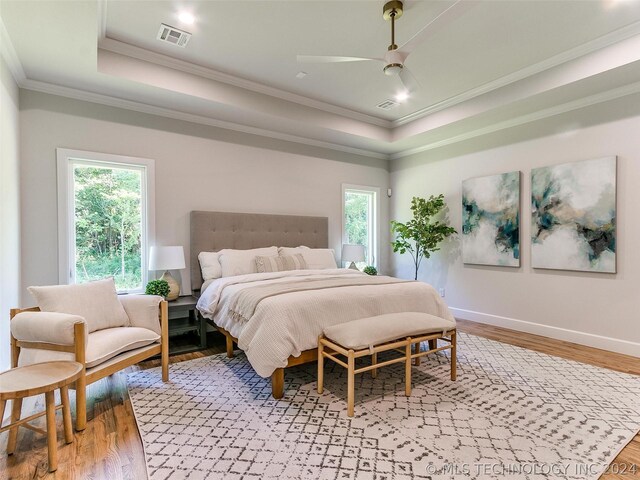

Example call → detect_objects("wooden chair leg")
451 331 457 381
347 350 355 417
7 397 23 455
225 335 234 358
75 374 87 432
405 338 412 397
44 391 58 472
0 400 6 429
371 352 378 378
317 337 324 394
413 342 421 366
429 339 437 351
61 386 74 444
271 368 284 399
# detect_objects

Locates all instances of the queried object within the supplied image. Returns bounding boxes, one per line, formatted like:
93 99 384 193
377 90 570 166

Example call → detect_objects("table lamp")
342 244 365 270
149 246 185 301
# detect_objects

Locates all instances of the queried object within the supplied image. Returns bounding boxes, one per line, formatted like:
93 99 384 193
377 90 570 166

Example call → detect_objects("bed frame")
190 210 329 399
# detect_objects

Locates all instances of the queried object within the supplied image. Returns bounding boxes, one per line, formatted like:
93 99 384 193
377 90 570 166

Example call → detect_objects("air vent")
157 23 191 47
376 99 399 110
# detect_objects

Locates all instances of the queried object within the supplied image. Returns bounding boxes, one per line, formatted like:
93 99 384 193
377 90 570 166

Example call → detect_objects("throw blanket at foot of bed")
229 275 411 324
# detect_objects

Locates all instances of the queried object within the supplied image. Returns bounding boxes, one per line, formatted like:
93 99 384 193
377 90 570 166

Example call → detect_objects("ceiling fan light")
384 63 403 76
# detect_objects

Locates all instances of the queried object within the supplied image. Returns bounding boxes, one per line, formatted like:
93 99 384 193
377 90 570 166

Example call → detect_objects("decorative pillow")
219 247 278 277
256 254 308 273
28 277 129 333
198 251 222 281
279 248 337 270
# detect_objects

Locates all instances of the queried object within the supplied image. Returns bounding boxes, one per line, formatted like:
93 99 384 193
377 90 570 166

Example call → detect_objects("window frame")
56 148 155 293
341 183 380 269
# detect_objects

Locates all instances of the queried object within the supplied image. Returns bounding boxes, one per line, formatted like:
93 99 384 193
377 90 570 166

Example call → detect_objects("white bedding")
196 269 454 377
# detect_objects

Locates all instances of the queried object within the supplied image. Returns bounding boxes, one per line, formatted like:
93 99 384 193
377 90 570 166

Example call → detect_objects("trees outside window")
57 149 155 293
343 185 378 269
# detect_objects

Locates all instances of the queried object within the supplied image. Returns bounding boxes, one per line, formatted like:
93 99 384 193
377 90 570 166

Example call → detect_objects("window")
342 184 379 269
57 149 155 293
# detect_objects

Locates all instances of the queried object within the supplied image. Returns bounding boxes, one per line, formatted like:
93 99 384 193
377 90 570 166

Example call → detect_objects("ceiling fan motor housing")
383 49 404 75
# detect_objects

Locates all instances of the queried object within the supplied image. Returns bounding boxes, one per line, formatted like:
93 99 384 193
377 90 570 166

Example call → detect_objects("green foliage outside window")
344 191 370 266
74 166 143 290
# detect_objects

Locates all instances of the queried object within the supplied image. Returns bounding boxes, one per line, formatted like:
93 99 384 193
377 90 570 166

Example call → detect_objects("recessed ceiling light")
395 91 409 102
178 11 195 25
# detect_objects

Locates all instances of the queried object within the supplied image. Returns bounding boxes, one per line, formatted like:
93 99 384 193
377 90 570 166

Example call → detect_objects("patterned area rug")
127 333 640 480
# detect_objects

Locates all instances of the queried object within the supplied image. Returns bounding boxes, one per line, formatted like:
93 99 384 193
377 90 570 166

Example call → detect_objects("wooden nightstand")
167 296 207 354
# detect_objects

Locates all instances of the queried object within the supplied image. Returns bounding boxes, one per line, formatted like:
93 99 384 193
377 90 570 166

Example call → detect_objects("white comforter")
197 269 454 377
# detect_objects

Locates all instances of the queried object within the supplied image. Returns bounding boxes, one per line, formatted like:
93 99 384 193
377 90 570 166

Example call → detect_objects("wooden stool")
0 361 83 472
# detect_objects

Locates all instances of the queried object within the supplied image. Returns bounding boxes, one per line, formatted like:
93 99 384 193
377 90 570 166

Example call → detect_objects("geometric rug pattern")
127 333 640 479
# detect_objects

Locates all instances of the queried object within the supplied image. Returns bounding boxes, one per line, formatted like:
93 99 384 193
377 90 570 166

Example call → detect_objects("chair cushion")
324 312 456 351
85 327 160 368
119 294 163 335
28 278 129 333
17 327 160 368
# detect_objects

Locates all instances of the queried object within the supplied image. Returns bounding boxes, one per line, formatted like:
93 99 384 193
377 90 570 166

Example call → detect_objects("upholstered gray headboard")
190 211 329 292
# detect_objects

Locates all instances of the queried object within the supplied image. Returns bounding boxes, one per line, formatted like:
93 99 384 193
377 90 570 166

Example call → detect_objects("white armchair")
10 294 168 431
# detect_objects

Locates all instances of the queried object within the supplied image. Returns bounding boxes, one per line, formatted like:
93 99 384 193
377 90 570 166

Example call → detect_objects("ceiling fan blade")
297 55 383 64
397 0 475 62
399 67 420 94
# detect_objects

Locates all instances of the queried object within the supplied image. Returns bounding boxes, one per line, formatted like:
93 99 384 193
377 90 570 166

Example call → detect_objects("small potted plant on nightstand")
363 266 377 276
145 279 170 300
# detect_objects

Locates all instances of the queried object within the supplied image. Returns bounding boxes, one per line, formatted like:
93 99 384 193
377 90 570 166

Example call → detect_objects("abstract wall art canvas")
531 156 616 273
462 171 520 267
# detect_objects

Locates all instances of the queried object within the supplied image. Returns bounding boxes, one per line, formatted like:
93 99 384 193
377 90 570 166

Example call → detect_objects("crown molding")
389 79 640 159
99 37 393 129
392 20 640 127
20 78 390 161
0 15 26 83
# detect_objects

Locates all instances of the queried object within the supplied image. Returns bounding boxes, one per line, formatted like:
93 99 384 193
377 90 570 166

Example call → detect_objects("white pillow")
198 251 222 281
277 246 310 256
280 247 337 270
28 277 129 333
219 247 278 277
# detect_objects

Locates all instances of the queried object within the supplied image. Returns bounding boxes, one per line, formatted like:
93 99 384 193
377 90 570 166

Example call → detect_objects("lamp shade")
341 244 365 263
149 246 185 271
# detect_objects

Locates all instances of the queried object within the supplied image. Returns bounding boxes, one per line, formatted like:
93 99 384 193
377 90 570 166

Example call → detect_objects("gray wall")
0 56 20 371
19 90 390 301
390 95 640 356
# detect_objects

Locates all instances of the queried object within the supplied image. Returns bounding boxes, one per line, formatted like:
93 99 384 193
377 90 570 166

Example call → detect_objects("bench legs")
320 330 457 417
405 339 412 397
451 331 457 381
317 336 324 394
347 350 355 417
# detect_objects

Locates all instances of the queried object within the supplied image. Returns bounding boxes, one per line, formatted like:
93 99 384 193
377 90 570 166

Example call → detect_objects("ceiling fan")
297 0 466 95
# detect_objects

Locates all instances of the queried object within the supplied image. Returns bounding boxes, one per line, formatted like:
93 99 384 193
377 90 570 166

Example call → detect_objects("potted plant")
391 194 456 280
363 266 377 276
145 279 170 299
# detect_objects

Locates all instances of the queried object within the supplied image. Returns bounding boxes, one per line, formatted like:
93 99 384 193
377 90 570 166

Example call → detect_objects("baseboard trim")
450 307 640 358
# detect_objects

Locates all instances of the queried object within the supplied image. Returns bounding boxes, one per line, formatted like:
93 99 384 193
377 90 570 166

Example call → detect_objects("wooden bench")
318 312 457 416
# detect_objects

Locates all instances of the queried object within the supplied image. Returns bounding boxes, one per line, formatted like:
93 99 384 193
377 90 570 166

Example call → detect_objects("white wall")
19 90 390 301
0 55 20 371
390 96 640 357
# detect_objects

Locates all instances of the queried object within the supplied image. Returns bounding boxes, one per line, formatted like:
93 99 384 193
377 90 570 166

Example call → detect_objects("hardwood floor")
1 324 638 479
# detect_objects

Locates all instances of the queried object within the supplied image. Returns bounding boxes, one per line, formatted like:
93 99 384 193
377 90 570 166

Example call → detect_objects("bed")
191 210 454 399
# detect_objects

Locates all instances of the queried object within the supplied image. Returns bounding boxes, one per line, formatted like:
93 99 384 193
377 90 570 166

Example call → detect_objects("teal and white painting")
462 171 520 267
531 157 616 273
